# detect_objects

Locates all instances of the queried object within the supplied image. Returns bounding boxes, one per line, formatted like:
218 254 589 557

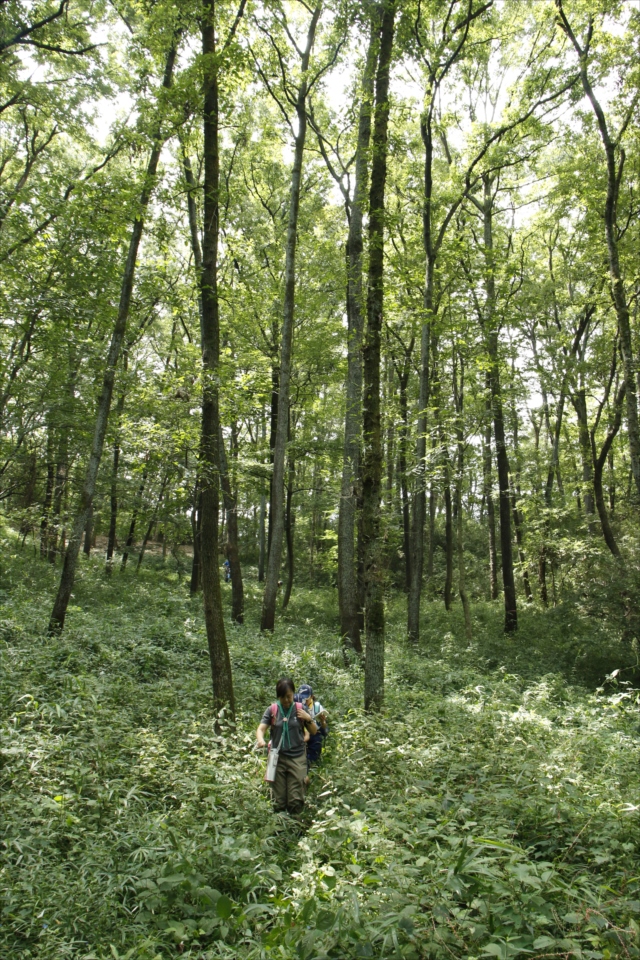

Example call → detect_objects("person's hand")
298 709 312 722
255 739 267 750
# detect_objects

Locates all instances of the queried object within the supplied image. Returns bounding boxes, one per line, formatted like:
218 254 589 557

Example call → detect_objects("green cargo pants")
272 752 307 814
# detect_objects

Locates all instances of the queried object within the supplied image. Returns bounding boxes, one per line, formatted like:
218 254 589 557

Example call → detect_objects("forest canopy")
1 0 640 958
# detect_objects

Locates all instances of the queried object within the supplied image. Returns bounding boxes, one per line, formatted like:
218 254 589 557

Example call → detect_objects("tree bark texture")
106 360 127 574
219 425 244 623
283 438 295 611
337 7 379 654
482 413 498 600
40 423 55 559
482 175 517 632
47 40 179 634
200 0 235 716
261 4 322 632
362 0 397 712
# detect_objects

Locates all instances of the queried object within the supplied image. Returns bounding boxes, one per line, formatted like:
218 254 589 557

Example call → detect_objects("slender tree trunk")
266 363 279 562
338 9 378 651
482 175 517 632
385 355 394 505
83 503 93 556
608 451 615 514
199 0 235 715
47 40 179 634
557 2 640 500
283 437 295 611
591 385 624 559
572 387 596 525
121 468 148 571
219 425 244 623
49 426 69 562
106 363 127 574
454 374 472 638
190 484 202 595
397 361 412 592
482 412 498 600
258 407 267 582
362 0 397 711
426 475 436 584
40 424 55 559
136 474 168 571
261 4 322 632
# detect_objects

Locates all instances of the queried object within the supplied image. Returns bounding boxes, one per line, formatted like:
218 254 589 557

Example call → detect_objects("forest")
1 0 640 958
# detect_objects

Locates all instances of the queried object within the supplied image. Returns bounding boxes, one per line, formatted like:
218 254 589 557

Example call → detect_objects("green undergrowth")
2 535 640 960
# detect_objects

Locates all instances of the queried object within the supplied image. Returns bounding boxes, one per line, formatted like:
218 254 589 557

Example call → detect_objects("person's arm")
256 722 269 748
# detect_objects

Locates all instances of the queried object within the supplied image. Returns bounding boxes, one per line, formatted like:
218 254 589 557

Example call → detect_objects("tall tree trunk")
482 175 517 632
266 363 279 563
283 435 295 611
385 354 394 505
199 0 235 715
454 358 472 639
337 10 379 654
258 406 267 582
557 2 640 501
219 425 244 623
190 485 202 595
427 476 436 583
261 4 322 632
591 384 624 559
47 40 179 634
572 386 596 525
362 0 397 712
106 360 127 574
482 411 498 600
40 423 55 559
49 431 68 562
83 503 93 556
397 359 412 592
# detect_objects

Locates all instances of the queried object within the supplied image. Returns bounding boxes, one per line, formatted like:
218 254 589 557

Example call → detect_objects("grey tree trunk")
362 0 397 712
106 358 127 575
482 175 517 632
573 386 596 524
40 423 55 558
482 412 498 600
199 0 235 716
183 145 243 625
592 385 624 560
121 468 148 571
261 4 322 632
219 425 244 624
557 2 640 501
454 358 472 639
48 40 179 633
337 7 379 654
258 407 267 582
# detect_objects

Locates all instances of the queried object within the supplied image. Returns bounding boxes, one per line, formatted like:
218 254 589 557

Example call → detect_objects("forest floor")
2 529 640 960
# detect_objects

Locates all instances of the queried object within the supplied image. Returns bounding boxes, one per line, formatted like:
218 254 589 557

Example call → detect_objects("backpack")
269 702 304 724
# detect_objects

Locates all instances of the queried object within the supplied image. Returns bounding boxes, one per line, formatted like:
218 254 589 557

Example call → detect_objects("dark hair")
276 677 295 698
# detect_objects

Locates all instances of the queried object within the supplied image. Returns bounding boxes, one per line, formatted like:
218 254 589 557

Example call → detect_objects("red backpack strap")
270 703 278 725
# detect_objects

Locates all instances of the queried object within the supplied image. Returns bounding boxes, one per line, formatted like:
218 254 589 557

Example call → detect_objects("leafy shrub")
1 533 639 959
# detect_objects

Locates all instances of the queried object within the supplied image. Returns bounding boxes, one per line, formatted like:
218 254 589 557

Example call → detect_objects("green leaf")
216 895 233 920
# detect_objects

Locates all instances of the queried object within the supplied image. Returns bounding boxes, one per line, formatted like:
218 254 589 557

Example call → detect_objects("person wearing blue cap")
296 684 328 769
